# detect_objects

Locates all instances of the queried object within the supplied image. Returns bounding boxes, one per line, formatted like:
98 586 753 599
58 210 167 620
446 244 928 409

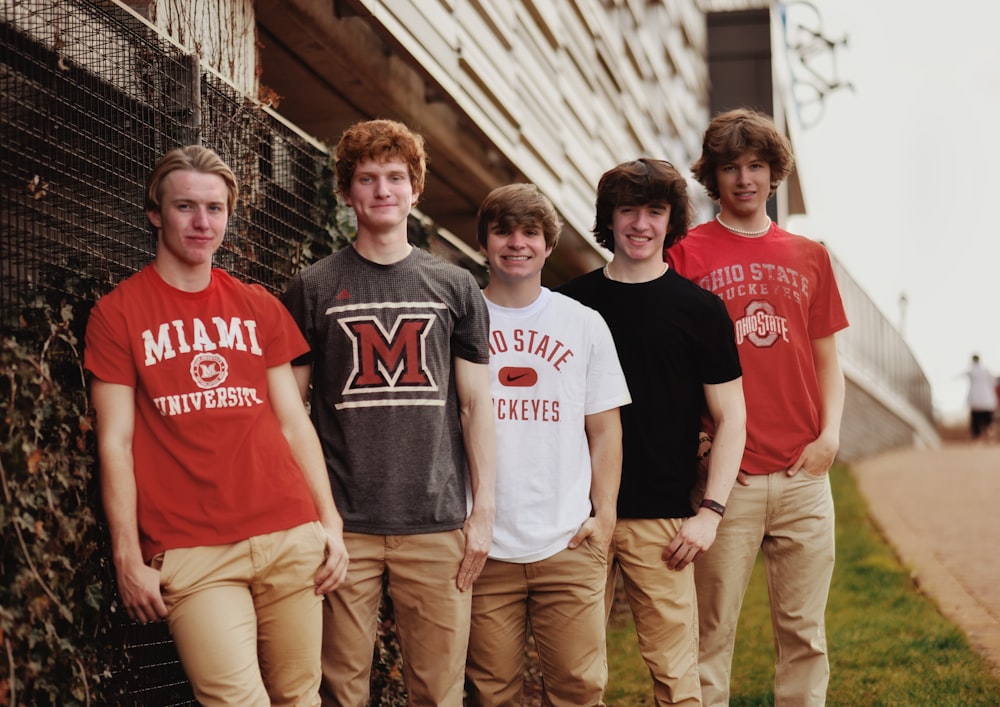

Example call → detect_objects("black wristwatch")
699 498 726 517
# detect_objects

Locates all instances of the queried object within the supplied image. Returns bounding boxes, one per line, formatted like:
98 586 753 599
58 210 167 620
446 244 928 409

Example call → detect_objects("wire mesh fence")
1 0 331 323
2 1 334 703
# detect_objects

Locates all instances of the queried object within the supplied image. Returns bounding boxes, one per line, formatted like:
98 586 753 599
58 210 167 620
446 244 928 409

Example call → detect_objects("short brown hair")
593 159 691 251
691 108 794 200
145 145 238 215
334 119 427 199
476 183 562 250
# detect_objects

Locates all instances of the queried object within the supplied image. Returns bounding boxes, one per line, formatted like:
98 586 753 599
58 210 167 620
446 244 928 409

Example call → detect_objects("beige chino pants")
695 470 835 707
319 529 470 707
156 521 327 707
466 541 609 707
607 518 702 706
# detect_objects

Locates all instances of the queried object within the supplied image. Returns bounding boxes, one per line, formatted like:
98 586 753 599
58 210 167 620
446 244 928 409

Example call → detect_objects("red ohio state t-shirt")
668 220 848 474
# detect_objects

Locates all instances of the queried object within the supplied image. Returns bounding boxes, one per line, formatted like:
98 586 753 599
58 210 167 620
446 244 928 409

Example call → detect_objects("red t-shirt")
668 220 849 473
85 265 318 560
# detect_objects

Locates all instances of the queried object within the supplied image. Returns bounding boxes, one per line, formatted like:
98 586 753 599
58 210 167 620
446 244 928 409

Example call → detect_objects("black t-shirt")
560 267 741 518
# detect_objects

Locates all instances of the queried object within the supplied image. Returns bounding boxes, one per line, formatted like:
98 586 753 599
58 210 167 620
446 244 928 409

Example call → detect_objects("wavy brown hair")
691 108 794 200
593 158 691 251
476 183 562 250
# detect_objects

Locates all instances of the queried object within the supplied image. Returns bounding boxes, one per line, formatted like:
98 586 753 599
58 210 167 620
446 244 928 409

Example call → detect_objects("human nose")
373 176 392 197
632 209 651 230
508 231 528 247
191 206 210 229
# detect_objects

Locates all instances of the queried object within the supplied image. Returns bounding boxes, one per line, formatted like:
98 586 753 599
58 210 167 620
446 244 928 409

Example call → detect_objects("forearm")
91 379 144 569
284 421 343 531
100 450 144 570
585 409 622 522
702 415 745 504
269 364 342 529
702 378 746 503
813 336 846 443
817 362 845 441
455 359 496 520
461 400 496 521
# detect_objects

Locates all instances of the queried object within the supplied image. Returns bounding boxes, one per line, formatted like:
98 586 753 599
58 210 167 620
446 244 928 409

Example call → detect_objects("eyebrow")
356 167 409 178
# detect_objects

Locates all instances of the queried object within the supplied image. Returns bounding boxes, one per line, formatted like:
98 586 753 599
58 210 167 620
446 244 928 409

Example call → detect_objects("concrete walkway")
851 444 1000 678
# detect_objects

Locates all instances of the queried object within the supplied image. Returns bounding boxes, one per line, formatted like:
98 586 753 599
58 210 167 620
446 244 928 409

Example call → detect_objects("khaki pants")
156 522 327 707
320 529 470 707
466 542 609 707
606 518 701 706
695 470 835 707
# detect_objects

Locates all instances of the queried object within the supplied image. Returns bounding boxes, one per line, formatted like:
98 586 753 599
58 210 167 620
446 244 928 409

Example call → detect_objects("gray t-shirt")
282 246 489 534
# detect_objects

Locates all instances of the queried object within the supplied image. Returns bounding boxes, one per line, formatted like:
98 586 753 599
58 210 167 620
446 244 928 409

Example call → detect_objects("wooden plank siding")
346 0 710 259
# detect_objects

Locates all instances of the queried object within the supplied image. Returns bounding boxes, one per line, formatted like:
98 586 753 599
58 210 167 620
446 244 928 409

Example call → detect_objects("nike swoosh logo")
498 366 537 387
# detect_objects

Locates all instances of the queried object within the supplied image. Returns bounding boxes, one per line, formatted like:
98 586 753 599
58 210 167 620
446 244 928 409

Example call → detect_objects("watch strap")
700 498 726 517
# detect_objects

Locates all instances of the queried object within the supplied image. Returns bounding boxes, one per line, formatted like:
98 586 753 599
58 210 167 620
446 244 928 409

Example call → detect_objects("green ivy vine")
1 284 118 706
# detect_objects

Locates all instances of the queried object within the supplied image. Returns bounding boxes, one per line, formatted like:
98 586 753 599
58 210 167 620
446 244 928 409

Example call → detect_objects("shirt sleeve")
83 295 137 387
450 270 491 364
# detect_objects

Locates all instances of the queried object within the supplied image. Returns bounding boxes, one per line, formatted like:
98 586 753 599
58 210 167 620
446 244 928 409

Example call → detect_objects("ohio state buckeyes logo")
340 314 436 392
733 300 789 348
190 352 229 389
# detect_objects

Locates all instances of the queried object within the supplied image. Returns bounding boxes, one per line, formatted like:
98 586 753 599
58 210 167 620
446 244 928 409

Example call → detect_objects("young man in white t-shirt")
464 184 631 706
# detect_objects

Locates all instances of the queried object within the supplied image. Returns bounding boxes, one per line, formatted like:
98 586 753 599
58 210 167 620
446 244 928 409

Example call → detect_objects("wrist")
593 508 617 525
699 498 726 517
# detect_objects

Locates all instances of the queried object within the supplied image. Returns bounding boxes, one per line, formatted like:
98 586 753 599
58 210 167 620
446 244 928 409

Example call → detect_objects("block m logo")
340 314 437 393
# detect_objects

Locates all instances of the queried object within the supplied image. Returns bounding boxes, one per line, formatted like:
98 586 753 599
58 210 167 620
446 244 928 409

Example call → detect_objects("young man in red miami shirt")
86 146 349 706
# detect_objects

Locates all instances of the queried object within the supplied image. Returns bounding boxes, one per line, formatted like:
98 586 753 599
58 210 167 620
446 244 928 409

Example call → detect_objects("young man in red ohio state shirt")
668 108 849 707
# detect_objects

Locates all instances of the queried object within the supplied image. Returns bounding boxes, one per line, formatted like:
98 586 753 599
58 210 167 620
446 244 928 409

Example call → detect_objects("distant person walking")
966 354 998 441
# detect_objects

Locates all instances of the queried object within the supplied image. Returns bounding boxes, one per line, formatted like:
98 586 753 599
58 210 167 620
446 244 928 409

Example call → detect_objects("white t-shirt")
968 360 998 411
484 288 631 562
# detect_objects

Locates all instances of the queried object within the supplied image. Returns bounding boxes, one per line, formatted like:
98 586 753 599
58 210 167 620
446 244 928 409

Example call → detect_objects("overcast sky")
780 0 1000 422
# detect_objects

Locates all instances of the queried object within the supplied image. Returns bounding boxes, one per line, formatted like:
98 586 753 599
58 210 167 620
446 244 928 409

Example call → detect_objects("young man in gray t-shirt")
282 119 496 707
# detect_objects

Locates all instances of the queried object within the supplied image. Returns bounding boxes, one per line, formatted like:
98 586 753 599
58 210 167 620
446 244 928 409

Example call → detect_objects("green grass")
605 465 1000 706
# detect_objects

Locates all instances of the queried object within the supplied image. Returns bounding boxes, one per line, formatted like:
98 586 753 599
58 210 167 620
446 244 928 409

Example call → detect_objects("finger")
567 529 587 549
313 564 335 594
321 559 350 593
456 561 475 591
151 594 169 620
